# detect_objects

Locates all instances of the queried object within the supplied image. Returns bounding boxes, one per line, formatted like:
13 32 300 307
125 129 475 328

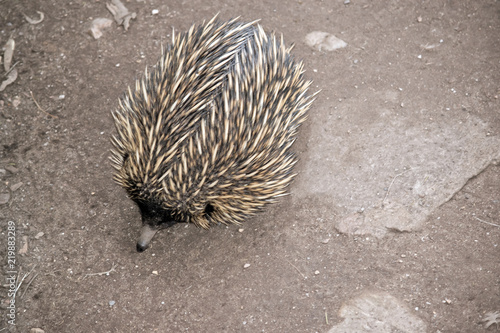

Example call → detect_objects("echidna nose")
136 242 148 252
136 224 158 253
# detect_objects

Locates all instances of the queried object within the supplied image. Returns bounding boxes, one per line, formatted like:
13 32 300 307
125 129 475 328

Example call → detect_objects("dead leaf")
0 68 18 92
482 311 500 328
106 0 137 31
3 38 15 72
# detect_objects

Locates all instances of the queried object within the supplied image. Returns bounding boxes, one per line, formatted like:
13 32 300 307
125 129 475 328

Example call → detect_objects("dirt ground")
1 0 499 332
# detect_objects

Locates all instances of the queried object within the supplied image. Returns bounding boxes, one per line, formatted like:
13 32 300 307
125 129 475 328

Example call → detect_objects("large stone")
328 290 427 333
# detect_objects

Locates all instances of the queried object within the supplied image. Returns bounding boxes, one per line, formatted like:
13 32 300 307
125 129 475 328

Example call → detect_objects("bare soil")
1 0 499 332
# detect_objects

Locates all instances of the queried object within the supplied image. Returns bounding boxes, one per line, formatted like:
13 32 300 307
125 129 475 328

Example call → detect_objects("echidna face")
135 199 178 252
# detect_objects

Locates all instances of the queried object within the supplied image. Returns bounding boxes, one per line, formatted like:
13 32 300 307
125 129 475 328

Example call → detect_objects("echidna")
111 16 316 252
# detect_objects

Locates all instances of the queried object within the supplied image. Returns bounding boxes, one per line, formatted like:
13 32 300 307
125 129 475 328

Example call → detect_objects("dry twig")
30 90 58 118
82 263 117 279
286 259 306 279
473 216 500 228
21 273 39 298
13 265 37 299
382 168 412 207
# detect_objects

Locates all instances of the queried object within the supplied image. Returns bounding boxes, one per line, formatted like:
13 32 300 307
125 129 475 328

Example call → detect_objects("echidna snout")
111 17 317 252
135 200 179 252
137 224 158 252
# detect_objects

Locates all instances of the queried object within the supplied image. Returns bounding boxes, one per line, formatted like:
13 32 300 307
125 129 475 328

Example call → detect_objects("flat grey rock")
294 88 500 237
328 290 427 333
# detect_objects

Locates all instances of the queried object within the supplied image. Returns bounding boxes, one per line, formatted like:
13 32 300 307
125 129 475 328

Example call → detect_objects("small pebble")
59 94 65 99
238 228 244 232
152 270 158 275
314 270 320 275
305 31 347 51
18 236 28 254
321 238 330 244
0 192 10 205
35 232 45 239
5 165 19 173
152 9 159 15
243 263 251 268
109 300 115 306
30 329 45 333
10 182 23 191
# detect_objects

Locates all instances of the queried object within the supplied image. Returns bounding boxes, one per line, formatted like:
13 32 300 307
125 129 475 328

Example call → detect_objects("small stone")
321 238 330 244
152 9 159 15
18 236 28 254
152 270 158 275
305 31 347 51
238 228 244 232
35 232 44 239
0 193 10 204
109 300 115 306
30 329 45 333
12 96 21 108
10 182 23 191
243 263 251 269
5 165 19 173
417 16 423 23
314 270 320 275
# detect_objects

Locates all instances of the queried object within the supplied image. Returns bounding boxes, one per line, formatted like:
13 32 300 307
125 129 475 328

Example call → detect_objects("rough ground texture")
1 0 499 332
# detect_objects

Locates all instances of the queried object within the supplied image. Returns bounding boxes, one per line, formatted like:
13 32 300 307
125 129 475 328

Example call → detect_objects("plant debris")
89 18 114 39
3 38 15 72
1 38 18 91
482 311 500 328
106 0 136 31
23 11 45 25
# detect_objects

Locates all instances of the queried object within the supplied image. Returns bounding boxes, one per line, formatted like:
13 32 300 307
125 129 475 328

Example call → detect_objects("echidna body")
111 16 316 252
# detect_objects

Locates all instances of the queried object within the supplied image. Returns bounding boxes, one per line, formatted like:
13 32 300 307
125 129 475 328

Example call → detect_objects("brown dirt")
1 0 499 332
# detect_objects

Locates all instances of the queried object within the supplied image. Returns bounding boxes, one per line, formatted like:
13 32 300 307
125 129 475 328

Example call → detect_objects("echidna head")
135 199 178 252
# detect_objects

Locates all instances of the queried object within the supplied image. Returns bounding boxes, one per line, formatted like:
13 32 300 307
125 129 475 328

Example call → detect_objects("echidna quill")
111 16 317 252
